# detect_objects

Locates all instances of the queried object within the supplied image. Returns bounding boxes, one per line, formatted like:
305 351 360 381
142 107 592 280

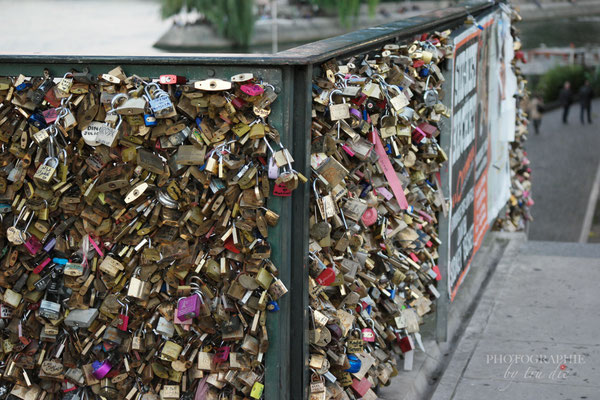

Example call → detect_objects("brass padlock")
33 157 59 184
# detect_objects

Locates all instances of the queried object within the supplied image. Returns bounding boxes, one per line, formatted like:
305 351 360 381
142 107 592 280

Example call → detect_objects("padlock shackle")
328 89 343 105
110 93 128 111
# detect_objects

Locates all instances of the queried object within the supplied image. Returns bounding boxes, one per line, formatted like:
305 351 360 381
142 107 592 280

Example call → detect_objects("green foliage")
310 0 381 25
161 0 255 48
585 65 600 96
536 65 586 103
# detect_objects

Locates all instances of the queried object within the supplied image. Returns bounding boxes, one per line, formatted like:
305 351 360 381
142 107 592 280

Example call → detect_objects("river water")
0 0 598 55
518 16 600 49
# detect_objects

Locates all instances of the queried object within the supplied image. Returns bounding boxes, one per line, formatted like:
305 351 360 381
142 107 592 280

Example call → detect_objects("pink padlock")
213 345 231 364
92 360 112 380
341 144 355 157
177 293 201 320
240 84 264 97
361 208 378 227
42 108 58 124
24 236 42 256
273 183 292 197
173 312 193 329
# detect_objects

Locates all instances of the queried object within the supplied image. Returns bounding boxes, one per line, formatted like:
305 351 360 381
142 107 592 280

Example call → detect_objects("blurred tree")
586 65 600 97
161 0 255 48
536 65 586 103
309 0 381 24
161 0 393 48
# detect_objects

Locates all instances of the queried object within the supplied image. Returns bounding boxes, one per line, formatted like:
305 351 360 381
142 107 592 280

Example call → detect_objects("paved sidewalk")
527 99 600 242
430 239 600 400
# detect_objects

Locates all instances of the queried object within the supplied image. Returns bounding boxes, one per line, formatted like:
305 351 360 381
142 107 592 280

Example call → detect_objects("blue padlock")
345 354 362 373
15 82 31 92
144 114 157 127
267 301 280 312
28 113 47 130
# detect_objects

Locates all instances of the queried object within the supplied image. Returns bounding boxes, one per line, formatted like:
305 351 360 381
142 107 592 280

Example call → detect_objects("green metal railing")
0 1 499 398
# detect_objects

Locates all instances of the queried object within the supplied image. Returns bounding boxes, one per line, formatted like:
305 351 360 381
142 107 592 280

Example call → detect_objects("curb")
429 232 526 400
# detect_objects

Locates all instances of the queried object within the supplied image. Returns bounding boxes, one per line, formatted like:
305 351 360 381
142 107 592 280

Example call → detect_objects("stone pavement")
527 99 600 242
430 238 600 400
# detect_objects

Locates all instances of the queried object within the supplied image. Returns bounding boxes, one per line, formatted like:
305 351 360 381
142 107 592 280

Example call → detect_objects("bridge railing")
0 1 503 398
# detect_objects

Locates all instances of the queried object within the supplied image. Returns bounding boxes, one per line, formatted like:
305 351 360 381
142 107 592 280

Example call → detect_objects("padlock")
345 353 362 373
160 340 183 361
361 319 376 343
117 301 129 331
30 76 54 105
127 267 151 300
309 373 326 400
346 329 364 353
33 157 59 184
131 328 146 352
39 272 61 320
156 316 175 338
351 376 372 397
92 357 114 380
57 72 74 94
176 292 201 321
116 96 147 115
213 345 231 364
145 83 176 118
103 326 123 345
0 66 300 396
64 309 98 328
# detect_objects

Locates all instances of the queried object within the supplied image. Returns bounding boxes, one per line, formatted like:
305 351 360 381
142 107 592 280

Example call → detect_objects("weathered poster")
448 13 497 300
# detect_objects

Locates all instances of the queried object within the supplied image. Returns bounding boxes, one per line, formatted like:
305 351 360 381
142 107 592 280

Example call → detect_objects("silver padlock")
64 308 99 328
423 73 439 107
145 83 175 118
156 316 175 338
39 298 61 320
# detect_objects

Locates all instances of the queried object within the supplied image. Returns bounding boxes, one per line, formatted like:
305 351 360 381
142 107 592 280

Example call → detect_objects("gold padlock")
255 268 273 290
33 157 59 184
160 340 183 361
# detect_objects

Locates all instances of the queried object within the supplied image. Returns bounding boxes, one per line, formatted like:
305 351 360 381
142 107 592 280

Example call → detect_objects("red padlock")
417 121 438 138
412 125 427 143
316 267 336 286
351 377 372 397
399 335 414 353
159 74 187 85
117 302 129 332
